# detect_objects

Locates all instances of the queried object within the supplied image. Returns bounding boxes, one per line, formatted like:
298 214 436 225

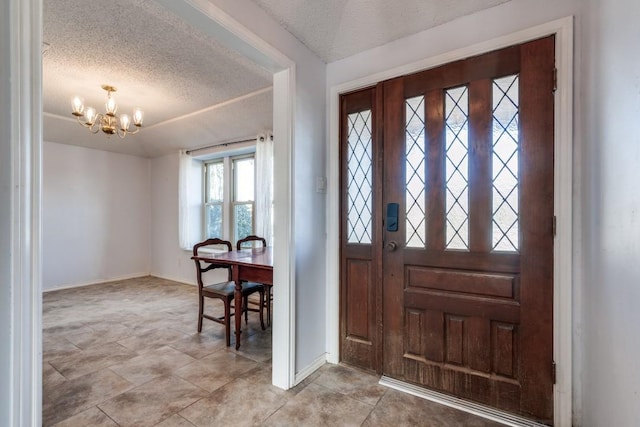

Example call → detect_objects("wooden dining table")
191 247 273 349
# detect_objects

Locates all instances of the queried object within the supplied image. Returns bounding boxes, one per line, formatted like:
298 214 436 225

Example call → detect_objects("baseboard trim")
293 353 327 386
379 376 547 427
42 273 151 292
43 274 197 292
150 274 196 286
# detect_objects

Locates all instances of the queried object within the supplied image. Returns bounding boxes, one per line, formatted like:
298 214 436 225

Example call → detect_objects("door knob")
385 241 398 252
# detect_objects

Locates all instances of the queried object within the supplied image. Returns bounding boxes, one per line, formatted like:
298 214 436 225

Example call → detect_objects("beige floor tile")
237 362 318 401
175 349 258 392
83 317 142 332
117 316 166 336
168 330 227 359
51 407 118 427
286 363 329 395
63 322 138 350
42 369 133 426
43 323 94 340
43 362 66 388
109 345 196 385
122 312 194 333
179 376 290 426
154 414 197 427
362 389 504 427
237 363 276 386
48 342 137 380
43 336 81 362
117 327 191 354
231 328 273 363
236 362 311 397
264 383 373 427
98 375 208 427
314 363 387 406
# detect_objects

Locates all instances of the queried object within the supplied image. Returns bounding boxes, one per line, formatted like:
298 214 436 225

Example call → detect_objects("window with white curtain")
179 135 271 250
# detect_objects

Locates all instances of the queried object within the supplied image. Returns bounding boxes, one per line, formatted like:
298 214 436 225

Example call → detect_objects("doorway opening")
9 1 297 424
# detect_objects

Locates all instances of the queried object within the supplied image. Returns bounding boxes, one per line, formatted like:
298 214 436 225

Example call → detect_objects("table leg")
233 266 243 350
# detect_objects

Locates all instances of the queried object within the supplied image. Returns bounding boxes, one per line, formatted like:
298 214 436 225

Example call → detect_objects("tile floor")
43 276 502 427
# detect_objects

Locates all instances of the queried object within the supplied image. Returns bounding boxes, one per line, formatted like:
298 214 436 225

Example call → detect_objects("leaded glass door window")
346 110 373 244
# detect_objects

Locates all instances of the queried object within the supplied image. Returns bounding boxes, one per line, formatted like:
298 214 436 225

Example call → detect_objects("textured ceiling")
43 0 273 157
251 0 510 63
43 0 512 158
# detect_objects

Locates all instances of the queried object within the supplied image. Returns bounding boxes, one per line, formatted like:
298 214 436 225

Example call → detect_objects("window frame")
204 159 224 241
203 152 256 242
231 154 256 244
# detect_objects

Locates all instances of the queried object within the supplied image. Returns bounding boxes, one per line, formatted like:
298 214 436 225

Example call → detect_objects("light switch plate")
316 176 327 193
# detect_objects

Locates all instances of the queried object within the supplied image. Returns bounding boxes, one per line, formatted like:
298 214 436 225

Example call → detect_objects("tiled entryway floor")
43 276 502 426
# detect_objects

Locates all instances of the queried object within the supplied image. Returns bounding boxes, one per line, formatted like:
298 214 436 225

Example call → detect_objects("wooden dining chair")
192 238 265 347
236 235 272 326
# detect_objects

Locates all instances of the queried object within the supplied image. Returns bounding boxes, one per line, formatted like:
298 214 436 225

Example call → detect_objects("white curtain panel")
178 150 193 250
255 131 274 245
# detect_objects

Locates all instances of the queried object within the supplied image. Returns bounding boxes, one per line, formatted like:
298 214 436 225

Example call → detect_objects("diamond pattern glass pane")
492 75 520 252
445 86 470 250
405 96 426 248
347 110 373 244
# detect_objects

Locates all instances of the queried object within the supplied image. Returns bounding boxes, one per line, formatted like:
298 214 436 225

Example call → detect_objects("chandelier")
71 84 144 138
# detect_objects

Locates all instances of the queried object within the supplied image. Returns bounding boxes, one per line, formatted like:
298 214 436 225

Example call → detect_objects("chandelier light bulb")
71 96 84 116
85 107 97 125
105 94 117 116
133 108 144 126
119 114 131 131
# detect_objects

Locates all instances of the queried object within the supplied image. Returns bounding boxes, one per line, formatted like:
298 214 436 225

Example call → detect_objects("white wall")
149 152 202 284
42 141 151 290
327 0 582 86
210 0 328 375
327 0 640 425
0 0 13 423
580 0 640 425
290 54 328 372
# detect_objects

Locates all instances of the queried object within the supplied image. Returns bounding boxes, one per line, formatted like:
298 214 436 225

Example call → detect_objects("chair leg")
197 295 204 332
258 289 265 330
266 287 272 327
224 300 231 347
244 296 249 325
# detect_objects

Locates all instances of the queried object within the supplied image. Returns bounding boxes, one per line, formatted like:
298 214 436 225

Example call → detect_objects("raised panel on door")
382 37 555 423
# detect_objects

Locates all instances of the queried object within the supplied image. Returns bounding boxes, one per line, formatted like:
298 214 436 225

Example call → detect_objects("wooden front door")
340 36 555 423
